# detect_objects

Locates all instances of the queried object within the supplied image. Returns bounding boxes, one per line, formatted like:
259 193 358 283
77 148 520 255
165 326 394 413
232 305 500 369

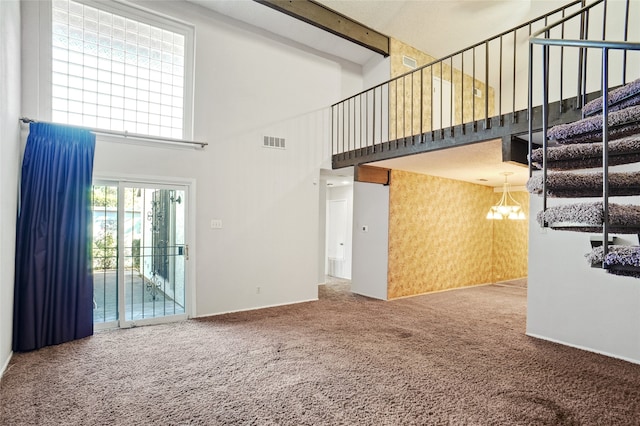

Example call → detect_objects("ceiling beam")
254 0 389 57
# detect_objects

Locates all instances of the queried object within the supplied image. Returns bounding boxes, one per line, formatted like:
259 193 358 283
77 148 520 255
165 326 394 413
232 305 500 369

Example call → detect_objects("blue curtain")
13 123 96 352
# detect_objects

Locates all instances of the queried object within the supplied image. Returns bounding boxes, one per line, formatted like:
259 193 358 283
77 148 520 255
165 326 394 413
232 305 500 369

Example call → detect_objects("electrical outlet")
256 286 261 294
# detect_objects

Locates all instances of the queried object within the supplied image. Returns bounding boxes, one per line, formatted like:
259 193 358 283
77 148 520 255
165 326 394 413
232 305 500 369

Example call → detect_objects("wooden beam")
355 165 390 185
254 0 389 57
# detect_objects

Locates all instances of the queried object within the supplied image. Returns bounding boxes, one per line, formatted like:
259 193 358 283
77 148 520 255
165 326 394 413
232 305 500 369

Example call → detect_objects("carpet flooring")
2 280 640 425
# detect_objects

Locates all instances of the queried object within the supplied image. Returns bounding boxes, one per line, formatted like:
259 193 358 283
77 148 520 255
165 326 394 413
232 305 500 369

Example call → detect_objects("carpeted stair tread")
530 135 640 170
548 105 640 144
583 77 640 117
527 171 640 198
586 245 640 278
537 202 640 233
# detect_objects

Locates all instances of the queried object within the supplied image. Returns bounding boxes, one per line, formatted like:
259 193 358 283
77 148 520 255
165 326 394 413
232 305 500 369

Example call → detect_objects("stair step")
537 202 640 233
527 171 640 197
586 245 640 278
530 135 640 170
583 77 640 117
548 105 640 144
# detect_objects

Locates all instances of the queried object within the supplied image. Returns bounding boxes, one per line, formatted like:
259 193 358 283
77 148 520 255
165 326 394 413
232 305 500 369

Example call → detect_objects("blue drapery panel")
13 122 96 352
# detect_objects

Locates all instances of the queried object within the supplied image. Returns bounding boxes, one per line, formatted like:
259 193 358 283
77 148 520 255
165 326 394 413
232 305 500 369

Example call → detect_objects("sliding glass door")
92 181 188 328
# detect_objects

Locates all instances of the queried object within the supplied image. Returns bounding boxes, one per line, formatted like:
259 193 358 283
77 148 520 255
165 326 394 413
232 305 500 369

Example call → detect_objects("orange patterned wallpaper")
387 170 528 299
388 39 495 139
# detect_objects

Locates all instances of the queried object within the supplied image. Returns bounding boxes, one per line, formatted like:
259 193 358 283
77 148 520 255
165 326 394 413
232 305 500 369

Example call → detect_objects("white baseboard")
0 351 13 379
194 298 319 318
526 332 640 365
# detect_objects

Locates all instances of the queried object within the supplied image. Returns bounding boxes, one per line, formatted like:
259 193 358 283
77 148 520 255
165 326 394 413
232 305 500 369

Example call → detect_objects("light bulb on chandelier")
486 172 526 220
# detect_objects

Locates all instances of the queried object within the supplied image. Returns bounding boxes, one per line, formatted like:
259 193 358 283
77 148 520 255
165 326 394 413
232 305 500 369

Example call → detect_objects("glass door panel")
92 182 187 328
92 184 119 327
122 186 186 324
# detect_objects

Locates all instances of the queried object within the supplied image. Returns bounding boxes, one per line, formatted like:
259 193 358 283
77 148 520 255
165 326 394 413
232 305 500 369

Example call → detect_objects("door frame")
93 173 197 329
432 76 455 129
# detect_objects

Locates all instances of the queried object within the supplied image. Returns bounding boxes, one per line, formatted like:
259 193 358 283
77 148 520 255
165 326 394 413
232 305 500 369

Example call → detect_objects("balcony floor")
93 270 185 324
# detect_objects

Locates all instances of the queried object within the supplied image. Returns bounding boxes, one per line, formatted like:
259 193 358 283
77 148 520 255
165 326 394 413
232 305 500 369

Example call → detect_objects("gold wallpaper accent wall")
387 170 529 299
388 39 495 139
491 190 529 282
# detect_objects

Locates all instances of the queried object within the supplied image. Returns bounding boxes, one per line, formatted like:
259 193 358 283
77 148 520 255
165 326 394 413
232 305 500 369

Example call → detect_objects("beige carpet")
2 281 640 425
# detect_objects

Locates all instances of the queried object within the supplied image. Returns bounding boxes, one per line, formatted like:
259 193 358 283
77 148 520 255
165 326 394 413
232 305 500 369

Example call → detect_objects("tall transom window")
51 0 193 139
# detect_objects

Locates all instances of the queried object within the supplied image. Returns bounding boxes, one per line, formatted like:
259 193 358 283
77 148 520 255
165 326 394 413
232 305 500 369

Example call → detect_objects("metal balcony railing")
331 0 639 168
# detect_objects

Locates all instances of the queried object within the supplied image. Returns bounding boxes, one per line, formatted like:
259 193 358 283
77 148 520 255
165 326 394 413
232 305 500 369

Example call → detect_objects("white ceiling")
316 0 542 59
371 139 529 188
188 0 551 187
187 0 379 65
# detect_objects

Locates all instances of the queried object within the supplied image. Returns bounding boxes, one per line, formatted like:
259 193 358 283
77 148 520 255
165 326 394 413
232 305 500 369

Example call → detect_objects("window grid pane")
52 0 185 138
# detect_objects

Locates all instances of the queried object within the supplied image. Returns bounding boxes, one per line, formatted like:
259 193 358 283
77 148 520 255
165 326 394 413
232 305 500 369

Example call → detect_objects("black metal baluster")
411 73 414 144
512 29 517 123
499 35 503 125
472 47 476 130
419 68 423 142
440 61 443 135
602 47 610 263
461 53 465 132
622 0 630 83
372 88 376 152
430 66 434 138
365 92 369 152
559 10 565 114
347 97 351 158
542 43 550 219
450 57 454 135
485 41 490 129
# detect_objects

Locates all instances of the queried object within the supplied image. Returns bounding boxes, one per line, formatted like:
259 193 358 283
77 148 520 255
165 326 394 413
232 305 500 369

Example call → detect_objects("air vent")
402 55 417 70
263 136 286 149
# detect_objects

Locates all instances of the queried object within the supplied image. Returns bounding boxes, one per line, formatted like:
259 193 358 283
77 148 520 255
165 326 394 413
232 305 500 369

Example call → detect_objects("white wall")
351 181 389 300
326 184 353 279
527 188 640 364
21 0 364 317
363 55 390 89
0 0 21 374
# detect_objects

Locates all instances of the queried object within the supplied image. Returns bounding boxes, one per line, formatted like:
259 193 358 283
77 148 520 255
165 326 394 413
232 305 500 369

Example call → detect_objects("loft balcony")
330 0 633 170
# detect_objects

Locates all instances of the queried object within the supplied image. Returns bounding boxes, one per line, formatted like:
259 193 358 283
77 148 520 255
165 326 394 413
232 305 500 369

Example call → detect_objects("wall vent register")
402 55 417 69
263 136 286 149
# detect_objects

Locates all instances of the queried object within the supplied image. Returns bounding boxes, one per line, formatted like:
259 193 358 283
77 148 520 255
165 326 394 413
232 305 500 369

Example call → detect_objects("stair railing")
331 0 591 161
529 0 640 264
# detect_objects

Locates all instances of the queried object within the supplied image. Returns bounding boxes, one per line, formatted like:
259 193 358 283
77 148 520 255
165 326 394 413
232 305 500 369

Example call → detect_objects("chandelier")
486 172 526 220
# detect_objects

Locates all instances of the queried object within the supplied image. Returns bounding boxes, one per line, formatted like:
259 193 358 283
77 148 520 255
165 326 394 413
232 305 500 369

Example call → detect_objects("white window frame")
38 0 195 140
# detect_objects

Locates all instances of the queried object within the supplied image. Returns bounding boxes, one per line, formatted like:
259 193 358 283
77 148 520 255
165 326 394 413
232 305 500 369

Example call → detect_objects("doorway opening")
320 169 354 283
92 180 190 329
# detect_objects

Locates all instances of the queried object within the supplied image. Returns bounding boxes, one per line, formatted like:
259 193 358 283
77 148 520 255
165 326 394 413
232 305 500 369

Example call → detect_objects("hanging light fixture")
486 172 526 220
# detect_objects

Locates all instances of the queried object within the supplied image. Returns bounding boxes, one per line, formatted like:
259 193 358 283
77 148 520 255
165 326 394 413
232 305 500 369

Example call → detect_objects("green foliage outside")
93 231 117 270
92 186 117 207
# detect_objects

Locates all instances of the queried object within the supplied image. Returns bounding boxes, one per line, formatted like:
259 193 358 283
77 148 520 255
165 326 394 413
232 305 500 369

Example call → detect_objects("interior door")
327 199 348 278
432 76 454 129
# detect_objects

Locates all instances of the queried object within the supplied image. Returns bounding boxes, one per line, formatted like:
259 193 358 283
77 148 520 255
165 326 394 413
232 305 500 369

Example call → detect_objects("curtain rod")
19 117 208 149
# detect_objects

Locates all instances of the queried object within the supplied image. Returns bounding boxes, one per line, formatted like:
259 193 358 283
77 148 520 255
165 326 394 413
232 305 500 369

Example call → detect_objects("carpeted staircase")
528 77 640 277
